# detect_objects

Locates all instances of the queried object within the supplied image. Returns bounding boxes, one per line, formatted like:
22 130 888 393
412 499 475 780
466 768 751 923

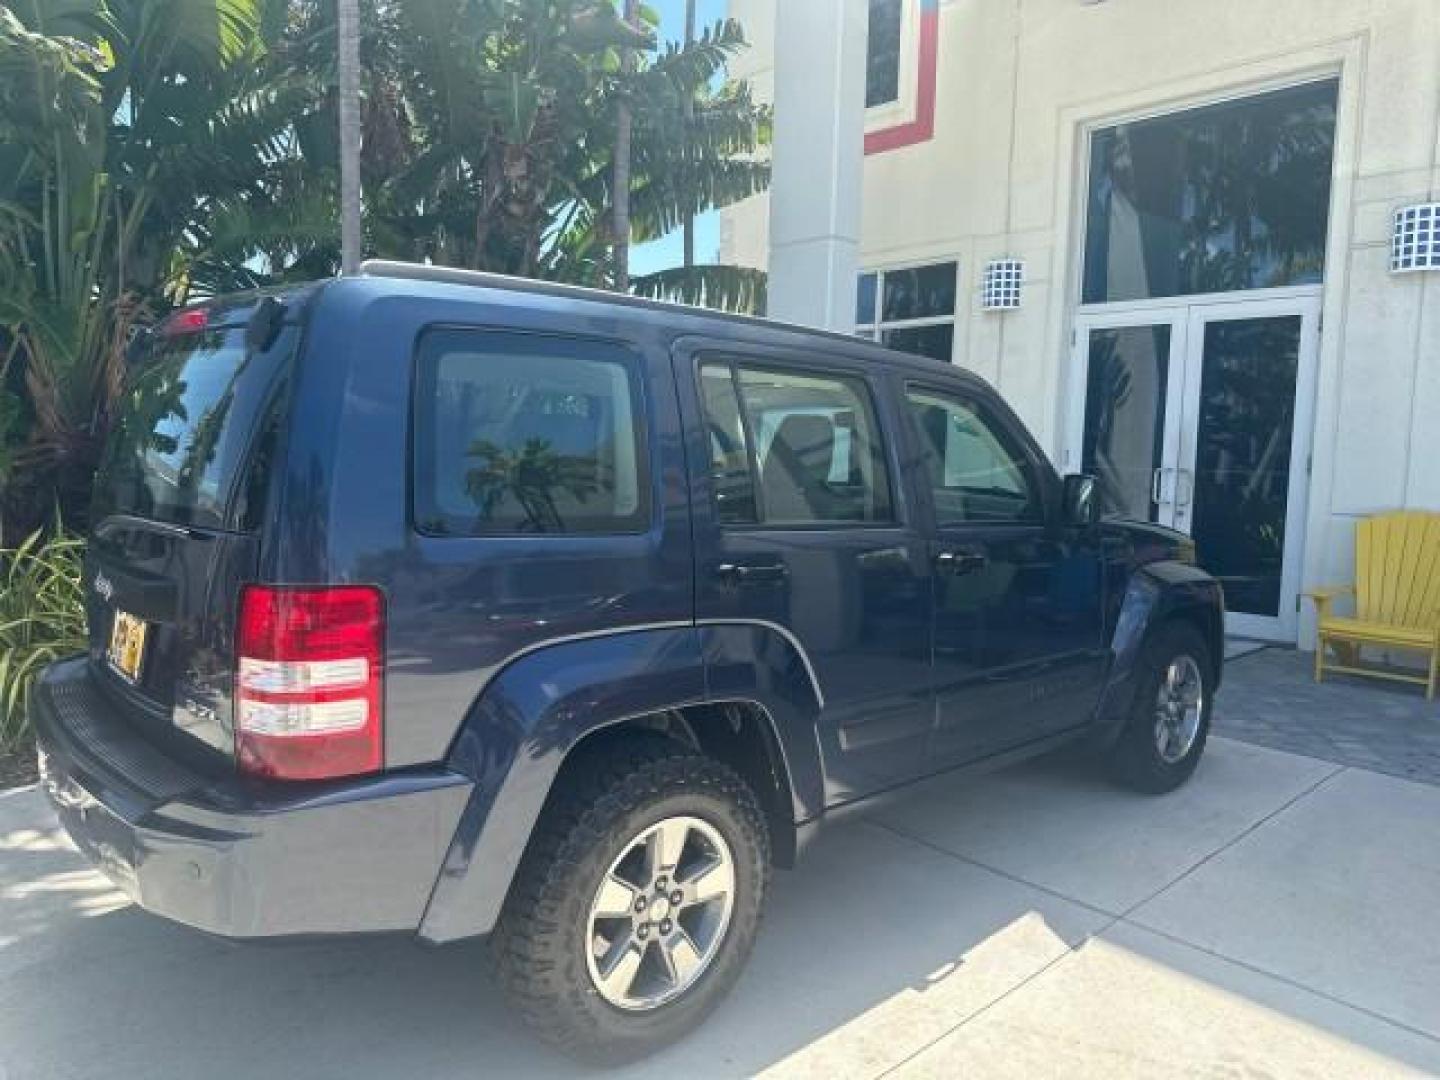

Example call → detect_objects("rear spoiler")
124 296 287 368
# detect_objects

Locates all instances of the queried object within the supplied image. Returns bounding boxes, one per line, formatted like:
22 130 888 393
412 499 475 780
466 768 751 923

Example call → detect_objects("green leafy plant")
0 0 771 543
0 529 87 750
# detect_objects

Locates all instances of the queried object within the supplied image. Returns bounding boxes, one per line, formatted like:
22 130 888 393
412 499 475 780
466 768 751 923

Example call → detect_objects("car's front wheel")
1109 622 1215 794
491 738 770 1064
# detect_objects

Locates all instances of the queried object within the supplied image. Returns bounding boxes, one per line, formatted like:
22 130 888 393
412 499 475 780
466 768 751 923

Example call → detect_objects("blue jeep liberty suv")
33 262 1224 1063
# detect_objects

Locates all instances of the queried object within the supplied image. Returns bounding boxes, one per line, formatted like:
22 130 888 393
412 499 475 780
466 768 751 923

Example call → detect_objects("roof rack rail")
355 259 869 349
359 259 699 316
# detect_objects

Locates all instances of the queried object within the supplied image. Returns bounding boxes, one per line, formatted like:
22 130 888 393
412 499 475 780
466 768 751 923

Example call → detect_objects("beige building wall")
723 0 1440 647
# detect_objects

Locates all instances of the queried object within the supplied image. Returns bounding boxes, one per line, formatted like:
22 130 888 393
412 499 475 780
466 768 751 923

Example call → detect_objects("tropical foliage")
0 0 771 541
0 528 86 750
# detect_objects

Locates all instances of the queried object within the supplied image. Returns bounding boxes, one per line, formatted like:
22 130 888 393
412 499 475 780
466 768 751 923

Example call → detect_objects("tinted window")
856 272 878 325
882 324 954 365
1082 325 1172 520
907 387 1041 524
882 262 956 322
857 261 959 364
94 326 294 530
866 0 903 108
413 332 647 535
1083 80 1338 304
699 361 894 526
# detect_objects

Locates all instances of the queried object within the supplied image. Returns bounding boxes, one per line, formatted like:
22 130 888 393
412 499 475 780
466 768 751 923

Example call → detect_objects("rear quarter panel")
268 279 695 768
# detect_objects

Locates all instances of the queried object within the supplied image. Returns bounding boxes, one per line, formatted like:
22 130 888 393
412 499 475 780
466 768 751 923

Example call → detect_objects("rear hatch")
85 301 297 772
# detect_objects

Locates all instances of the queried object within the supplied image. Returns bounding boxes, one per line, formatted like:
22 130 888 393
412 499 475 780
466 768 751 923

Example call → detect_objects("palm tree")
370 0 767 300
0 0 773 539
336 0 362 274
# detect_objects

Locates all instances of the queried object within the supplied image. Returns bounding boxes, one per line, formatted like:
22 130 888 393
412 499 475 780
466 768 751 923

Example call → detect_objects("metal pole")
613 0 641 291
682 0 696 269
337 0 363 275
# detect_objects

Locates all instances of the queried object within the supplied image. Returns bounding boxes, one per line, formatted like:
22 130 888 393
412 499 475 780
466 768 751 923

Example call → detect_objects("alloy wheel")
1154 654 1205 764
584 815 736 1011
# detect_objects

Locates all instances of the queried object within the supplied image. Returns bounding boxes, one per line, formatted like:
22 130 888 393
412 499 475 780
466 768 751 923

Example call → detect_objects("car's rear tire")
1109 622 1214 794
491 737 771 1065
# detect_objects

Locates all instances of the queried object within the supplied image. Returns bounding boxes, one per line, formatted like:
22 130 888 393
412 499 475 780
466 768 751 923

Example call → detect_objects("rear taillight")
235 585 384 781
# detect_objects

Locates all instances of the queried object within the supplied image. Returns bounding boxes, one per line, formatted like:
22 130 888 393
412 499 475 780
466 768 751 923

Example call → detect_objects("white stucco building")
721 0 1440 648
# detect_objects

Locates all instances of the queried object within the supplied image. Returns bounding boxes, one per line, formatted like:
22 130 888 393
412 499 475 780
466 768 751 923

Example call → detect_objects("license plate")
106 610 149 684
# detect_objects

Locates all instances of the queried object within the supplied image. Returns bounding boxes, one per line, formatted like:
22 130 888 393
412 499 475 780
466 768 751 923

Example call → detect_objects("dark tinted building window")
866 0 904 108
882 324 954 365
881 262 956 322
1083 80 1338 304
856 272 878 325
857 261 958 364
413 332 647 535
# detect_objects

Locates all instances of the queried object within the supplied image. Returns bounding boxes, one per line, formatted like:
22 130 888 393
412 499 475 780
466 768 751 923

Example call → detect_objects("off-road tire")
1109 622 1215 794
491 737 770 1065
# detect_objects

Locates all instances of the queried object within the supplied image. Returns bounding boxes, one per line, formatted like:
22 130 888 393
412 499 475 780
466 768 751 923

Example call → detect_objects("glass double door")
1068 295 1321 641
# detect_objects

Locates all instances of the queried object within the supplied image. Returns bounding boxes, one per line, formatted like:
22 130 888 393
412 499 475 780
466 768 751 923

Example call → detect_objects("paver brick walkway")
1213 647 1440 787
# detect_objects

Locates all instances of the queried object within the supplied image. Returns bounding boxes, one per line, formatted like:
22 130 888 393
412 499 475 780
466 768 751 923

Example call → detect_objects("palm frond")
631 263 766 315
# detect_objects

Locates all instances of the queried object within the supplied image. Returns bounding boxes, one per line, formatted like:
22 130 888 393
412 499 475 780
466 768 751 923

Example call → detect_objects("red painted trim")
865 7 939 156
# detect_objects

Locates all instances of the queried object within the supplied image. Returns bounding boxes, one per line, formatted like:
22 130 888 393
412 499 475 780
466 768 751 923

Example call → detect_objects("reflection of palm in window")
464 437 604 534
417 341 644 536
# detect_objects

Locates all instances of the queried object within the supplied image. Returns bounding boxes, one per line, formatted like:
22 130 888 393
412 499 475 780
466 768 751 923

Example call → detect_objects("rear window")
93 326 294 530
412 330 649 536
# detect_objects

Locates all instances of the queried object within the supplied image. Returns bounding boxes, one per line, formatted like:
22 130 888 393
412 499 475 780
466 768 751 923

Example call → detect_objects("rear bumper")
32 657 473 939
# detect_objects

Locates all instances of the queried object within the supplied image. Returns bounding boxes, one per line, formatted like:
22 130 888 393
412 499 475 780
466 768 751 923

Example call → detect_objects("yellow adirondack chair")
1307 510 1440 699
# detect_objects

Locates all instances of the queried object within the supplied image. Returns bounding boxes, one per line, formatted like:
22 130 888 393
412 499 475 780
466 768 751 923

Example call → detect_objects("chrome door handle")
936 550 989 576
715 562 789 586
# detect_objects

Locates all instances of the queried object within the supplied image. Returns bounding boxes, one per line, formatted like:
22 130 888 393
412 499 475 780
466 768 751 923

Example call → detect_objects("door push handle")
715 562 789 586
1174 468 1195 509
1152 467 1174 507
936 551 988 576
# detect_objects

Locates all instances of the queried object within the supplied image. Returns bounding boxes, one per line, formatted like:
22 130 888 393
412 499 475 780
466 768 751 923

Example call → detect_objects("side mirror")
1062 473 1101 527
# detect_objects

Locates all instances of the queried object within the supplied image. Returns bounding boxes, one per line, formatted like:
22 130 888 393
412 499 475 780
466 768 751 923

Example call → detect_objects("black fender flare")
1093 561 1226 740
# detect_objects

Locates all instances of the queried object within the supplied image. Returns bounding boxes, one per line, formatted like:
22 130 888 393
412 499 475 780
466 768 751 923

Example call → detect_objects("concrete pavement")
2 737 1437 1078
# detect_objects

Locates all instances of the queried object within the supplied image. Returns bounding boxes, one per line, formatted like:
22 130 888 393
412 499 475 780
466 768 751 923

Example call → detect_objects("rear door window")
698 359 894 526
94 325 295 530
412 331 649 536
